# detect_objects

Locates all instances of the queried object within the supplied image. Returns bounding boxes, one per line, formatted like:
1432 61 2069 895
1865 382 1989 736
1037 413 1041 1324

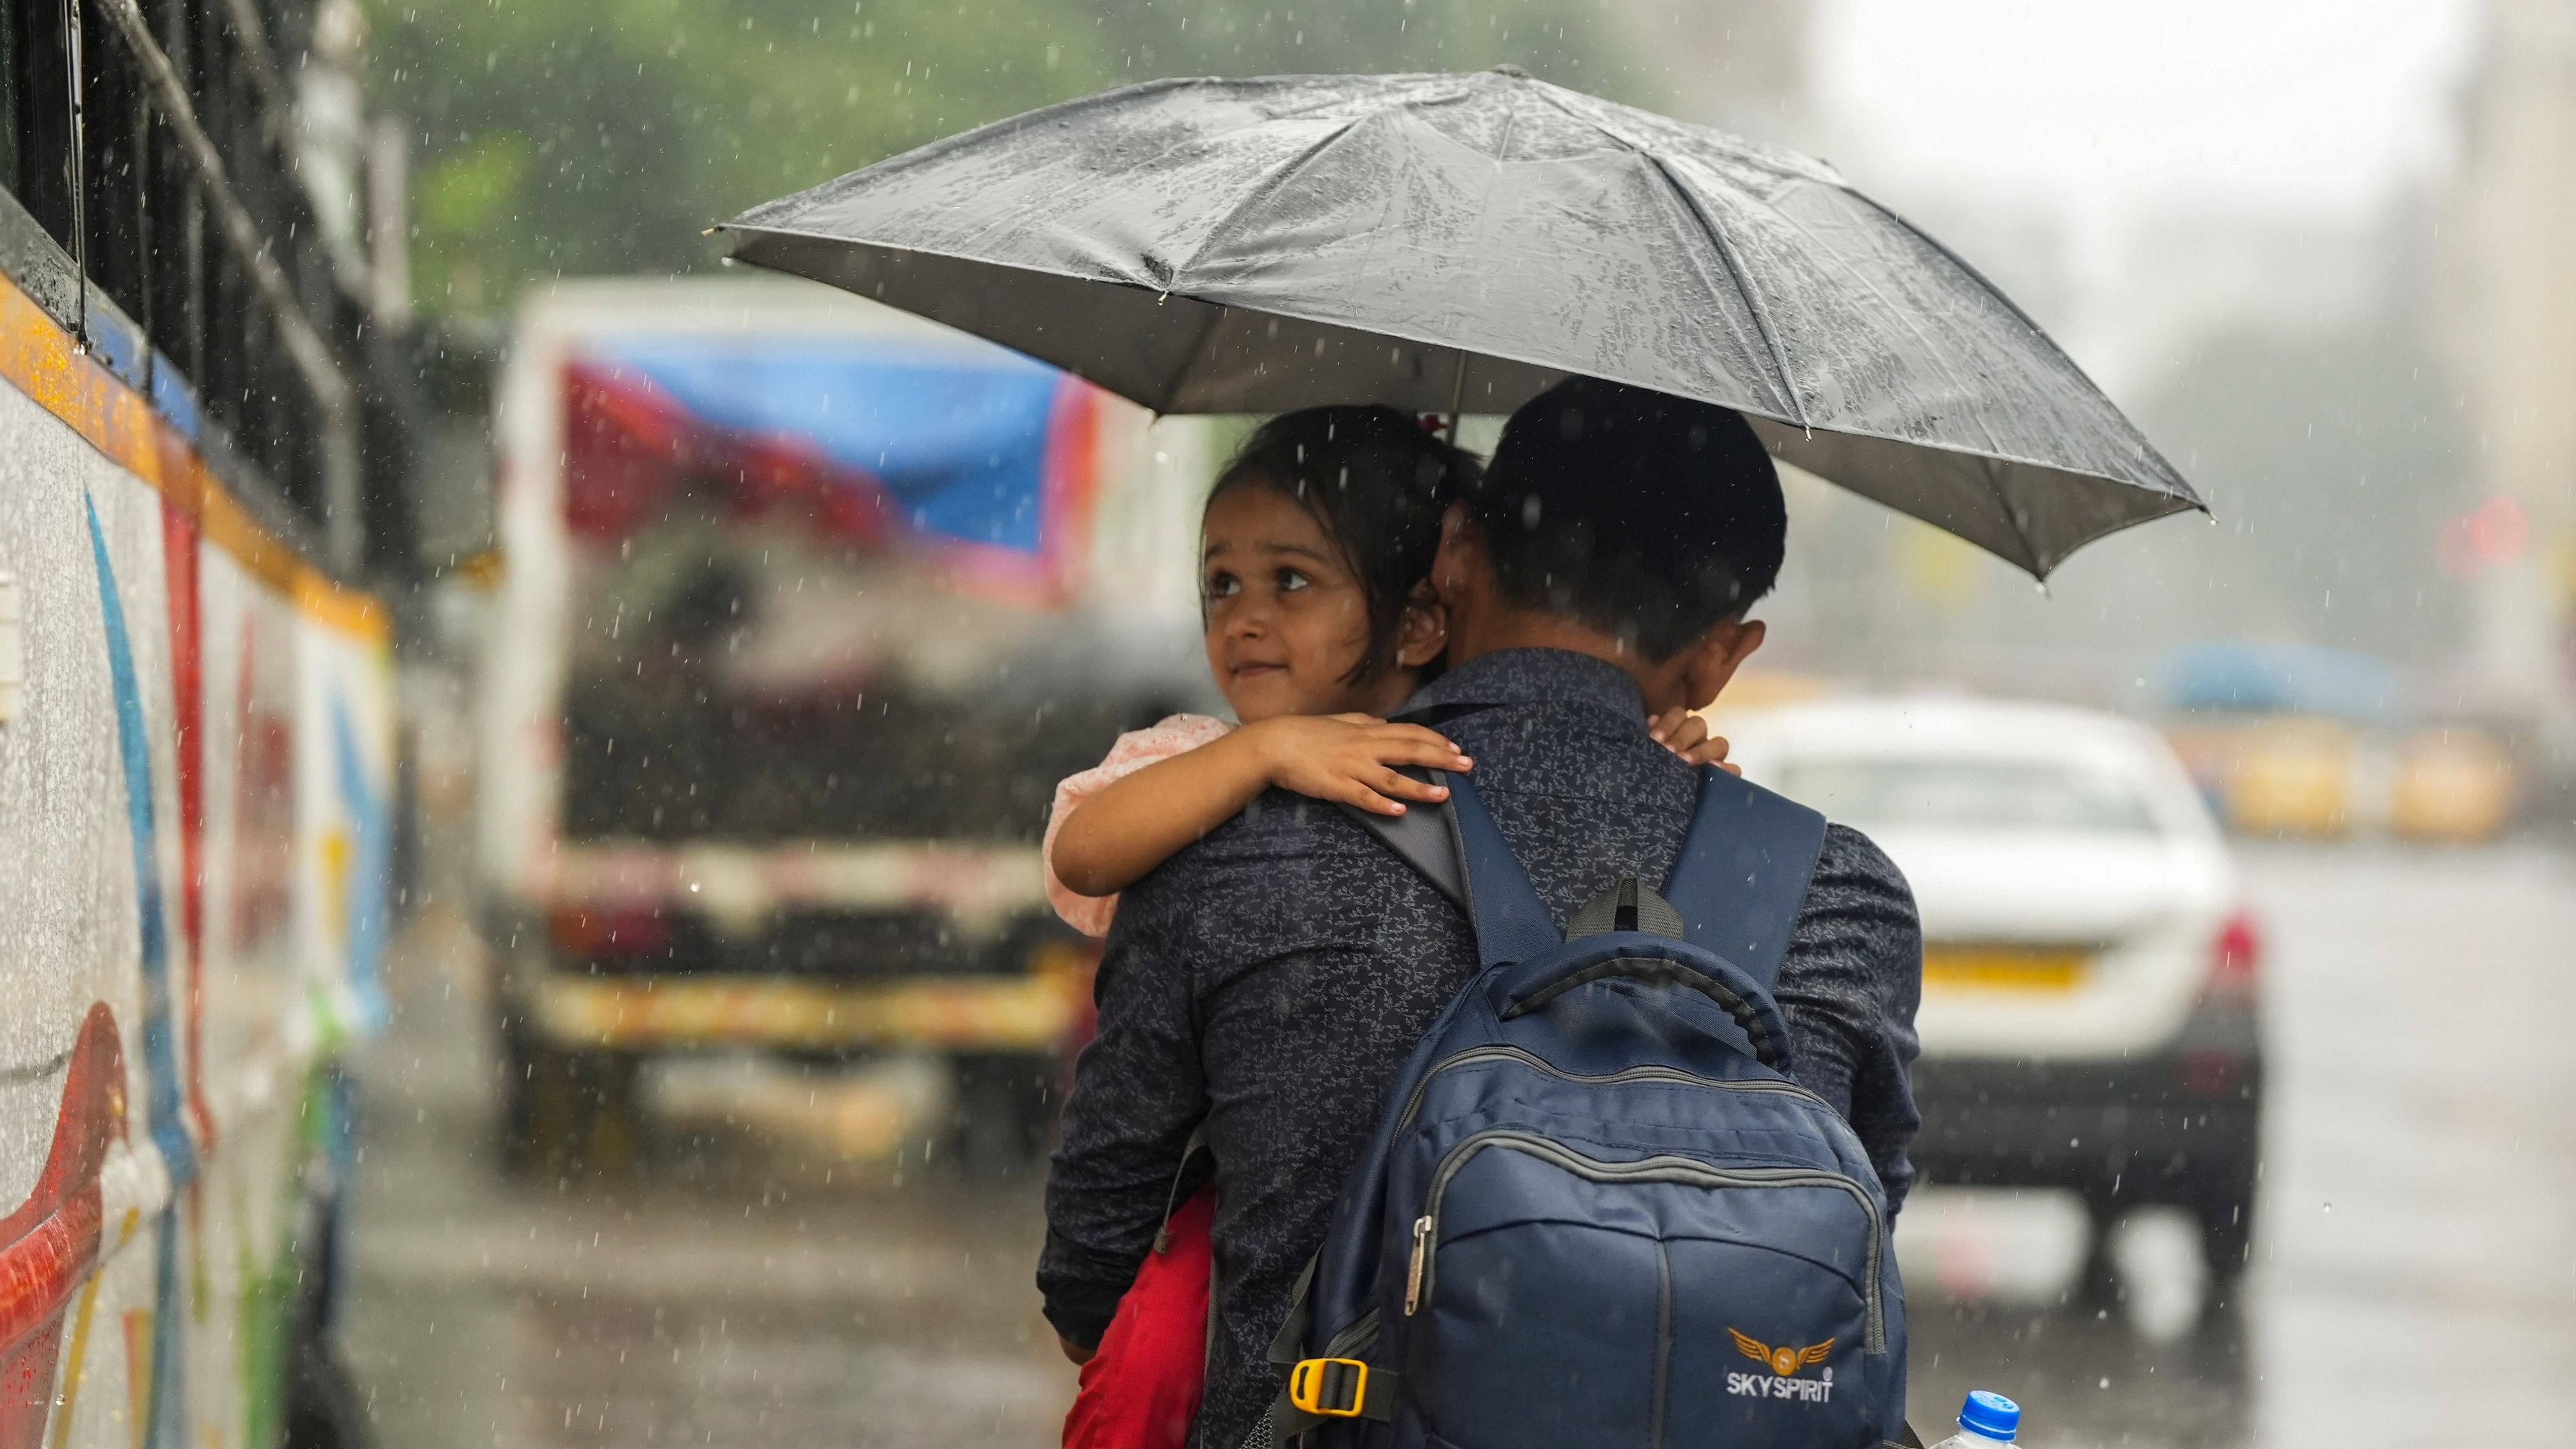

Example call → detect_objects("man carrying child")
1039 379 1926 1449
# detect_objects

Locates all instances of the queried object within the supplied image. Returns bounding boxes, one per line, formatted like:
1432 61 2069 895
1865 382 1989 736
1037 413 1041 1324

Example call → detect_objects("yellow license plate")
1921 946 2093 994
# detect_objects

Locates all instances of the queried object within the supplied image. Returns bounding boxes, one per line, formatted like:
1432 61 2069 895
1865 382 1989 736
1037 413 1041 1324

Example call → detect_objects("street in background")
341 841 2576 1448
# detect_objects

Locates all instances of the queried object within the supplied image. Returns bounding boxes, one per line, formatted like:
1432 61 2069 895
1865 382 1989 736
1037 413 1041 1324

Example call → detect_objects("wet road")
343 844 2576 1448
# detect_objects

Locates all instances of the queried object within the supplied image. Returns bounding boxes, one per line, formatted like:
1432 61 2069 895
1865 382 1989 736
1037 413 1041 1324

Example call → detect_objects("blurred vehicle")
0 7 419 1445
2391 729 2518 843
1727 695 2263 1291
2220 716 2363 837
2156 639 2516 841
476 281 1206 1174
2164 639 2401 722
2162 639 2397 838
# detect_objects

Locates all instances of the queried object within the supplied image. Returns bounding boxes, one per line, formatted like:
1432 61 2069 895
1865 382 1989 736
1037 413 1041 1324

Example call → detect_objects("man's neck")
1458 614 1636 668
1451 609 1666 702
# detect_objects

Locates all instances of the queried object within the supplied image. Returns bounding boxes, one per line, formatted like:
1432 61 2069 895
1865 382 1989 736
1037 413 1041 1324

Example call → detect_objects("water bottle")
1926 1390 2020 1448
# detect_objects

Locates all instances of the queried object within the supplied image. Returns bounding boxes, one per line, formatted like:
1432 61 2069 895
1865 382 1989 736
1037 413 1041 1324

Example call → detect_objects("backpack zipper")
1403 1130 1886 1354
1405 1216 1434 1314
1392 1043 1829 1137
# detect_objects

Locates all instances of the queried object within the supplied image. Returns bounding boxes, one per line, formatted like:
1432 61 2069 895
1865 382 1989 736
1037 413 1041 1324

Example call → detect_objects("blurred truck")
474 281 1211 1173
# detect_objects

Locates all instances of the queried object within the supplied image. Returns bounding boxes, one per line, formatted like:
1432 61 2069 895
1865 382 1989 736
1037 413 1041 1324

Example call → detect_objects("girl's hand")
1243 714 1473 816
1649 706 1741 775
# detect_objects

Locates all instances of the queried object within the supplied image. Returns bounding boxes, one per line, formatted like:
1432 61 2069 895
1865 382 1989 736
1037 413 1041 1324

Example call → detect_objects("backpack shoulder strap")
1440 770 1559 968
1333 768 1466 914
1661 765 1830 991
1329 699 1498 916
1336 768 1555 968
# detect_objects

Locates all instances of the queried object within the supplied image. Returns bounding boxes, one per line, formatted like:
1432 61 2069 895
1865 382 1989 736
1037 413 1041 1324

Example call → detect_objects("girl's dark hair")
1206 405 1482 686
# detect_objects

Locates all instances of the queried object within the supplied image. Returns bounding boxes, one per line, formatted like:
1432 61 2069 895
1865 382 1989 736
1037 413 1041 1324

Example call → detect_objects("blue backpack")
1258 765 1909 1449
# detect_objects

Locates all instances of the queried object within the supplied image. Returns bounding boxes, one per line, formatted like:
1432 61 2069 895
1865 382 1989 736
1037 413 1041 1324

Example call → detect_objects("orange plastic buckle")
1288 1357 1369 1419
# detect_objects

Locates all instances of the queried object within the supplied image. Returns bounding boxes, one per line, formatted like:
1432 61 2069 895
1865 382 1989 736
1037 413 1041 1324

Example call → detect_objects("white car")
1724 694 2264 1290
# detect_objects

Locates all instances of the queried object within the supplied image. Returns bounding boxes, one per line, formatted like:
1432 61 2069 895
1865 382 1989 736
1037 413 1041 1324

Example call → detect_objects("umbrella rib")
1814 195 2104 470
1491 75 1524 161
1980 454 2047 578
1170 114 1370 292
1524 84 2194 521
1160 300 1236 414
1641 155 1811 432
1147 114 1366 406
1854 194 2198 510
1523 83 1809 428
965 79 1391 270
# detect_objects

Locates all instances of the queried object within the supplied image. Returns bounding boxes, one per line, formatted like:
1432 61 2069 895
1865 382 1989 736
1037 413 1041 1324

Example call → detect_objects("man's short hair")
1469 377 1787 661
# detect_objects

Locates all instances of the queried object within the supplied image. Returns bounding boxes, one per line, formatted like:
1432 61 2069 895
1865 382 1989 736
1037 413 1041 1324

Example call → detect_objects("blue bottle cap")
1958 1390 2020 1441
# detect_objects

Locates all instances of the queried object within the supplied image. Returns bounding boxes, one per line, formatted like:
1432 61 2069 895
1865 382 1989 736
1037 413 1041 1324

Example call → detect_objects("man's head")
1434 377 1787 714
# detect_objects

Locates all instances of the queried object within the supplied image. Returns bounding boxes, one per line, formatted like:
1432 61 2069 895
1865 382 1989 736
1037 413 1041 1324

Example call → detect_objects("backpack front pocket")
1400 1132 1884 1449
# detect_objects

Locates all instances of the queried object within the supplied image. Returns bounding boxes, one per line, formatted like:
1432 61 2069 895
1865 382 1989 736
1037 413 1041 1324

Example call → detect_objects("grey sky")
1813 0 2478 219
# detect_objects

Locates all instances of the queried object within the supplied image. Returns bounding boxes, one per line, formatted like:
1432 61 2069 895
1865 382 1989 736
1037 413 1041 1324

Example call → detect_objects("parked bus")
0 5 425 1446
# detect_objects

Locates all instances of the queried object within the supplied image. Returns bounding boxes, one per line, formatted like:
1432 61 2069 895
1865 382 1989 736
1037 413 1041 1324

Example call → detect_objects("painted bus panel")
0 262 392 1449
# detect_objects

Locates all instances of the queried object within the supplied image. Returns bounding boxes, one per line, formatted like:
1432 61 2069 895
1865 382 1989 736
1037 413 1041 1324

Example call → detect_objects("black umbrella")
724 68 2201 575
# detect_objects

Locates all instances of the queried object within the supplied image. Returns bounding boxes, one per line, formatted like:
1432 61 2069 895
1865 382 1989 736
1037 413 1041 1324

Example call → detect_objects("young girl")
1045 406 1731 1449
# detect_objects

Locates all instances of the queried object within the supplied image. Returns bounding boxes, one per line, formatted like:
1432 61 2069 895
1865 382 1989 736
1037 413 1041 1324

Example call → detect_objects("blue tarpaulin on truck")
563 334 1107 597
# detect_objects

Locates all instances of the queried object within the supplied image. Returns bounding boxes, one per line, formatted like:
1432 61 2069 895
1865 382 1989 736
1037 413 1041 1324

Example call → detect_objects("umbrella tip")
1487 63 1530 79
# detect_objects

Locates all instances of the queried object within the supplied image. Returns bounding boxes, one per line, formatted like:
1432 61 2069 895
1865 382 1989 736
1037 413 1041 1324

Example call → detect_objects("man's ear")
1394 581 1449 670
1431 501 1480 605
1682 617 1767 712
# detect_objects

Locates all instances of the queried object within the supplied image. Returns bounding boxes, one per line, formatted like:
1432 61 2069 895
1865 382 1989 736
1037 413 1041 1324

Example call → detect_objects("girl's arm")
1050 715 1472 899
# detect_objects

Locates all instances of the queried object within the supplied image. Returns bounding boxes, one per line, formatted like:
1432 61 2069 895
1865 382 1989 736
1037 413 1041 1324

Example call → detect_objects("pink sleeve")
1043 714 1236 937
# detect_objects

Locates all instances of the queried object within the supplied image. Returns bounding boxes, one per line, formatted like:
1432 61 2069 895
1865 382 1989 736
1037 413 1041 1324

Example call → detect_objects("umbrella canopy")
725 68 2202 576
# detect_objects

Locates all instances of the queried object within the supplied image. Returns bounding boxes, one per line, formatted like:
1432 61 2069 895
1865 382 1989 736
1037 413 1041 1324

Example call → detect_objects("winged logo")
1728 1328 1835 1377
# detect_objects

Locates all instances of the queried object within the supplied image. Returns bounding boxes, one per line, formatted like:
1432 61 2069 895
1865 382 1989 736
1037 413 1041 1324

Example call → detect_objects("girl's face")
1202 480 1433 723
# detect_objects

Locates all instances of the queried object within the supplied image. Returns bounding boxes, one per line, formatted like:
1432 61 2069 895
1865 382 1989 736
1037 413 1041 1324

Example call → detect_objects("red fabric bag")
1062 1186 1214 1449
